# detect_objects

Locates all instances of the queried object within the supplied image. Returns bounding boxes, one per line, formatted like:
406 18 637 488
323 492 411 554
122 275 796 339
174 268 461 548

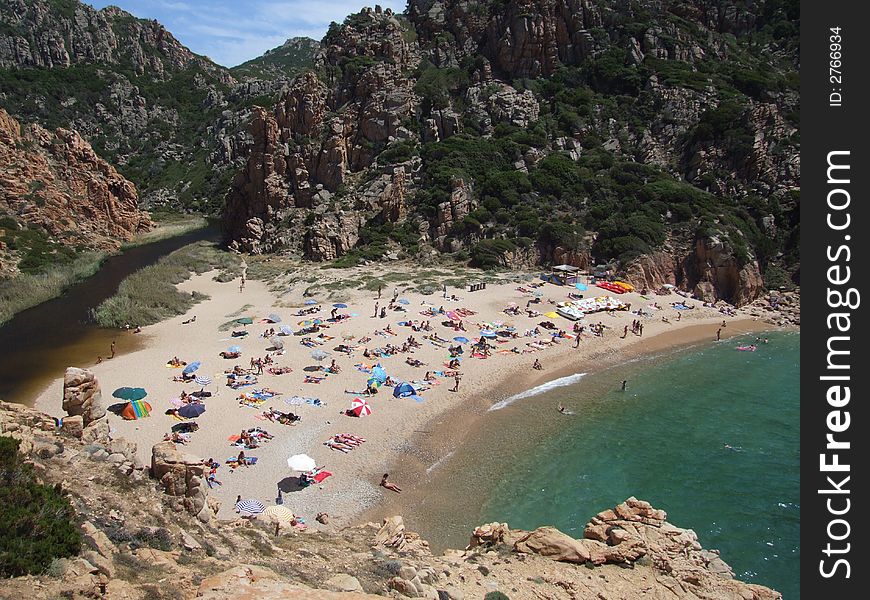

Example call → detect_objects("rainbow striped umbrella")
120 399 152 420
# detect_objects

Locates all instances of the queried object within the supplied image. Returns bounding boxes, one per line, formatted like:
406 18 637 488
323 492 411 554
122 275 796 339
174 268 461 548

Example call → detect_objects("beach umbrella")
310 349 329 362
227 345 242 353
453 336 470 344
333 303 348 308
261 505 295 525
393 382 416 398
366 377 382 390
171 421 198 433
479 330 497 338
236 317 254 325
397 298 410 305
279 325 294 335
178 403 206 419
574 283 588 291
269 336 285 350
267 313 282 323
543 311 560 319
235 499 266 515
182 361 201 375
112 387 147 401
287 454 317 472
304 299 317 305
446 310 460 321
120 400 152 420
350 397 372 417
194 375 212 386
371 365 387 383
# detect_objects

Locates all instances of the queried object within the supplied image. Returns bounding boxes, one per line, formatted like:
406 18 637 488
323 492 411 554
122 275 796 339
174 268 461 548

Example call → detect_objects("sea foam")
489 372 587 411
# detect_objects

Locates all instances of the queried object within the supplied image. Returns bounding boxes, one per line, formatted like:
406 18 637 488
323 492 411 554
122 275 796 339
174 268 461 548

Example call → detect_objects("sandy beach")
33 266 781 529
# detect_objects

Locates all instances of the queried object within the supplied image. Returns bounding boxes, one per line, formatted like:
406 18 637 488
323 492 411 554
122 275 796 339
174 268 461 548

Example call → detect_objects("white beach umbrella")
287 453 317 472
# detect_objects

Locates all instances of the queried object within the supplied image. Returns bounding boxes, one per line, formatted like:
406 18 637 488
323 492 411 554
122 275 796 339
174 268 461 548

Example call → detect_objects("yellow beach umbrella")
261 505 295 525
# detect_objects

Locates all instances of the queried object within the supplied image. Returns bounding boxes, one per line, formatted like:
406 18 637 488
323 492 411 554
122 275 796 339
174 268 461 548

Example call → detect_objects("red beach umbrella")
350 397 372 417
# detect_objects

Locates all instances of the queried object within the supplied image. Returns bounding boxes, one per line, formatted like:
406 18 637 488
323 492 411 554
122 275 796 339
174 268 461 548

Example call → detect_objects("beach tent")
350 397 372 417
120 399 152 420
393 382 416 398
235 499 266 515
287 454 317 471
236 317 254 325
182 361 201 375
112 387 147 401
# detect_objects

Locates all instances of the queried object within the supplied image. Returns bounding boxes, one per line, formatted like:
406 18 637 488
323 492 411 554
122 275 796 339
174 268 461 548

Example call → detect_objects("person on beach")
373 302 379 318
110 340 116 359
96 356 103 364
380 307 387 319
237 450 249 467
716 328 722 341
450 374 461 392
377 285 382 299
380 473 402 493
622 325 628 339
621 380 627 391
533 359 543 370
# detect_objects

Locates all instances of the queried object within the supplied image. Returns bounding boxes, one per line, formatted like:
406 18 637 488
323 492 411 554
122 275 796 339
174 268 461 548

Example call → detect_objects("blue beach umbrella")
575 283 588 291
371 365 387 383
453 336 470 344
279 325 294 335
227 345 242 353
235 499 265 515
182 361 201 375
112 387 147 401
397 298 410 305
267 313 282 323
178 403 206 419
333 303 348 308
304 299 317 305
479 330 497 338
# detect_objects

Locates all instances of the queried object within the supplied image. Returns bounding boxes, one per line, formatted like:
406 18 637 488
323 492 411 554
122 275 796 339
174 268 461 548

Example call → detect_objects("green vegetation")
0 436 82 577
230 38 318 79
91 242 241 328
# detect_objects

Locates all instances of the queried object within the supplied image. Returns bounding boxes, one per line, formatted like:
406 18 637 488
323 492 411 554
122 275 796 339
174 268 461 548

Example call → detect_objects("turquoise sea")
415 330 800 598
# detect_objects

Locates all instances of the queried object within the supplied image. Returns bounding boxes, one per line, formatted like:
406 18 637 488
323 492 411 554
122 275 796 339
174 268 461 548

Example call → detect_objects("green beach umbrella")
112 387 147 401
236 317 254 325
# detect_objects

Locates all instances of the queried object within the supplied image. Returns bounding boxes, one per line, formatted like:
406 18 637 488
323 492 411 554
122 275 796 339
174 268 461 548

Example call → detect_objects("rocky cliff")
0 0 319 212
0 107 151 274
0 398 782 599
222 0 799 306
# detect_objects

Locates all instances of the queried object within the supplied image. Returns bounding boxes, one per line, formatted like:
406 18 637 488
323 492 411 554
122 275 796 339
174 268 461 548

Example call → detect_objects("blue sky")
85 1 407 67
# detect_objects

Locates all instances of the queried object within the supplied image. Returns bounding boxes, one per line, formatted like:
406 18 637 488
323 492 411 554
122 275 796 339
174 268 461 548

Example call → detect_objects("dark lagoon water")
0 226 217 406
413 330 800 598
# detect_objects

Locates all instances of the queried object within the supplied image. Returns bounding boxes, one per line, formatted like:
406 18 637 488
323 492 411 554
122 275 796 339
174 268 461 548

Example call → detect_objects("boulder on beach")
62 367 106 425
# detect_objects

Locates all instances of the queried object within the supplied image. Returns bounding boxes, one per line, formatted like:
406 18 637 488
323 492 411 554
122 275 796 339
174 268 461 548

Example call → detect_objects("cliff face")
221 0 798 306
0 108 151 273
0 398 783 599
0 0 321 212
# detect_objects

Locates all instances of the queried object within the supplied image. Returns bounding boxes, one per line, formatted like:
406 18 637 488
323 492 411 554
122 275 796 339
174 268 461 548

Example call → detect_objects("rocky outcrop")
150 441 215 523
0 108 151 272
61 367 105 426
198 565 381 600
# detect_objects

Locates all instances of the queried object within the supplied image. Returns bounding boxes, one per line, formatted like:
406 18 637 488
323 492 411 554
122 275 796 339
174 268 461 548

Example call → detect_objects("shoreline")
360 318 784 536
29 265 790 532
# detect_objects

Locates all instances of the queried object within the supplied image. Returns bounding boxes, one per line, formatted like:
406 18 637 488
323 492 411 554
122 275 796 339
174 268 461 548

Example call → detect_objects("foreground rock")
62 367 106 426
0 400 782 600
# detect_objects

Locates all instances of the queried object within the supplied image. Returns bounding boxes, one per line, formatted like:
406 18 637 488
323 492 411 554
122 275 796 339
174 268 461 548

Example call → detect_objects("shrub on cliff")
0 436 82 577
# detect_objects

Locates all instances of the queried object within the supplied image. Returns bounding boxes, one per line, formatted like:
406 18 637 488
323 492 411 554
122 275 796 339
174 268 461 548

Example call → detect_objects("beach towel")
304 376 325 384
312 470 332 484
284 396 324 407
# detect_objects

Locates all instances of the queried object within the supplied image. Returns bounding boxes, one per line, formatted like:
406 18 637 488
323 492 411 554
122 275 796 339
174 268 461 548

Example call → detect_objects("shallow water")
0 226 217 406
413 330 800 598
